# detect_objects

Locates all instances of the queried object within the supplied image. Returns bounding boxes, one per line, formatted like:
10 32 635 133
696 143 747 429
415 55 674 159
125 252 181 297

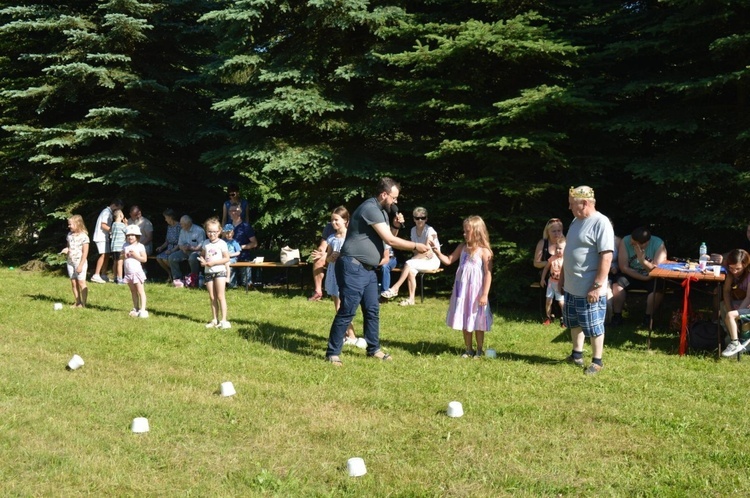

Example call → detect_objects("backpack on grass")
688 321 720 351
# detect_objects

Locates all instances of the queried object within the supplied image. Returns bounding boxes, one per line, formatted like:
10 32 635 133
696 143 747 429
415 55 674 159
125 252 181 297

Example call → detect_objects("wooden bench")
391 267 444 303
229 261 308 293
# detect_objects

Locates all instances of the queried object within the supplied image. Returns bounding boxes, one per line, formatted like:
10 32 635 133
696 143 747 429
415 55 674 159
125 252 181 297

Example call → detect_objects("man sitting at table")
610 226 668 328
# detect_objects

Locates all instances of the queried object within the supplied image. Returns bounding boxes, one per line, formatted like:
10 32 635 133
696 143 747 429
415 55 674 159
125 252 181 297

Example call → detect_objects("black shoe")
610 315 623 327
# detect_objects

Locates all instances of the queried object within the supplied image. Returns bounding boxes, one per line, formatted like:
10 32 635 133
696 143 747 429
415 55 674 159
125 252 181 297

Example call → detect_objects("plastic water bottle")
699 242 709 270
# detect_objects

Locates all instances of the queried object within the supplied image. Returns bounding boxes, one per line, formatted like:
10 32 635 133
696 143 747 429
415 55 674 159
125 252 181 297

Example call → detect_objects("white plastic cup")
447 401 464 418
67 354 84 370
220 381 236 397
131 417 150 433
485 348 497 359
713 265 721 277
347 457 367 477
54 303 63 311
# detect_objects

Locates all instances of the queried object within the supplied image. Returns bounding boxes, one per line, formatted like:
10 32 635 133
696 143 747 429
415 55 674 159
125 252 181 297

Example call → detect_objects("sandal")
369 350 393 361
398 299 415 306
380 289 398 299
326 355 343 366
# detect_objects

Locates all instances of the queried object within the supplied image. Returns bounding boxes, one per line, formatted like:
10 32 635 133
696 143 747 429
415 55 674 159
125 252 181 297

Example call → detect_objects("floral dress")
156 224 180 260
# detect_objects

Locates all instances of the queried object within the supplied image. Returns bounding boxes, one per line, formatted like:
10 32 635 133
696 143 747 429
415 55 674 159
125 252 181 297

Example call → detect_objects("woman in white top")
380 206 440 306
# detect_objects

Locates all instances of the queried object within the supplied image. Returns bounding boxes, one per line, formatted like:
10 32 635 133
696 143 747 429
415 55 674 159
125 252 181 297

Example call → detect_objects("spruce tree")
0 0 216 259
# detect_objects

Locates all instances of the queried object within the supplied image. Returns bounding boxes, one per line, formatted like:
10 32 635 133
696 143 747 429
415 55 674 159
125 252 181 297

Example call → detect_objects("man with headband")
559 186 614 375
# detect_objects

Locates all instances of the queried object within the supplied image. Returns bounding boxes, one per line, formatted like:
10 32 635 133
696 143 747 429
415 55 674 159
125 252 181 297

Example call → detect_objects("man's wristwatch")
592 282 602 289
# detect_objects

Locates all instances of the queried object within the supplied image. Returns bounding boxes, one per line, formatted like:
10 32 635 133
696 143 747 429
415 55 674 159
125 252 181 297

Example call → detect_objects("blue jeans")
326 256 380 357
380 256 398 291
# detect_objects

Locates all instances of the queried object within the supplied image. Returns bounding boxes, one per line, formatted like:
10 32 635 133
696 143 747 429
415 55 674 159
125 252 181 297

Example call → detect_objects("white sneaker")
722 340 746 357
355 337 367 349
219 320 231 329
128 308 139 317
173 279 184 288
91 274 106 284
344 337 358 346
138 310 149 318
205 320 218 328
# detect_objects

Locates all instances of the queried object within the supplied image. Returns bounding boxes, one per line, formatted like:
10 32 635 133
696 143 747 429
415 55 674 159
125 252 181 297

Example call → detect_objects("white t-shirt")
202 239 229 274
122 242 146 276
93 206 112 243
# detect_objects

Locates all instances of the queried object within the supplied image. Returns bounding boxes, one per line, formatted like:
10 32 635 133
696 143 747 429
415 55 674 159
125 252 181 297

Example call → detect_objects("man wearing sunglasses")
221 183 249 226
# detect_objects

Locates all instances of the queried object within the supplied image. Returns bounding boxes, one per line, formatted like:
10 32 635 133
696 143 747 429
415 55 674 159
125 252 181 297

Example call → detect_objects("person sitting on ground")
227 204 258 287
221 183 250 226
380 206 440 306
540 237 566 326
534 218 565 269
154 208 181 282
610 226 667 328
168 215 206 288
721 249 750 357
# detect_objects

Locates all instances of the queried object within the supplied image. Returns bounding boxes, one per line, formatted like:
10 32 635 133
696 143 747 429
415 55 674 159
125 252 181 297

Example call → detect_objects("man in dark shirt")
325 178 430 365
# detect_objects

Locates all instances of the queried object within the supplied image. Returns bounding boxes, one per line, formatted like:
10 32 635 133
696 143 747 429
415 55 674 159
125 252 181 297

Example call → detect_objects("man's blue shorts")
564 292 607 337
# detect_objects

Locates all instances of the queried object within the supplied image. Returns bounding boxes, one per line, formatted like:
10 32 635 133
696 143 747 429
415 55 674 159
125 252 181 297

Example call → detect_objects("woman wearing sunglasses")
220 183 250 226
380 206 441 306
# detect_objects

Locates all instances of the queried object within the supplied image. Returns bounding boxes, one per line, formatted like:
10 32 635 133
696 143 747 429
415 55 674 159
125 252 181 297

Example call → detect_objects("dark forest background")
1 0 748 304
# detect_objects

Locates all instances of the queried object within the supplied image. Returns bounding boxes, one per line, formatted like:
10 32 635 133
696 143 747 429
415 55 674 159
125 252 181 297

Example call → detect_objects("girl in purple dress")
432 216 493 358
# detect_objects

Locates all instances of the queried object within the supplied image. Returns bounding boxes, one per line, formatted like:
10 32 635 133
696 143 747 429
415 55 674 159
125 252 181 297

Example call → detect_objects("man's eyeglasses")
414 216 427 221
228 192 238 197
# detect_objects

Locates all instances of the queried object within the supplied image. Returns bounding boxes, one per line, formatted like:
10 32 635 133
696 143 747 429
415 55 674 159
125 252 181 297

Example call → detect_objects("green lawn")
1 268 748 497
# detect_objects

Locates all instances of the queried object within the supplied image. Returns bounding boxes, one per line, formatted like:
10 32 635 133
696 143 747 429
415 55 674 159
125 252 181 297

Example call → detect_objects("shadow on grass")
229 287 306 300
494 351 565 365
26 293 121 313
546 315 698 357
147 307 209 324
234 319 460 359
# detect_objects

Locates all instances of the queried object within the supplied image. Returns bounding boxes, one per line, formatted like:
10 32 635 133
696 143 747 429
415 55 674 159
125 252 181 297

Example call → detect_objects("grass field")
1 267 749 496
